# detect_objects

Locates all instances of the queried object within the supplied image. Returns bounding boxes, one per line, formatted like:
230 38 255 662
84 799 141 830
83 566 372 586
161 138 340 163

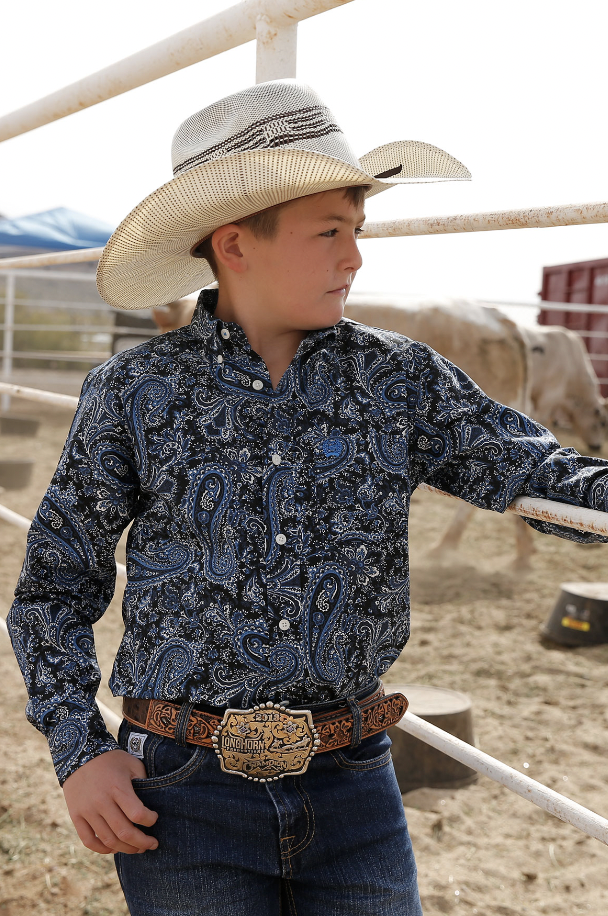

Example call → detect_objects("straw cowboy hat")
97 79 471 310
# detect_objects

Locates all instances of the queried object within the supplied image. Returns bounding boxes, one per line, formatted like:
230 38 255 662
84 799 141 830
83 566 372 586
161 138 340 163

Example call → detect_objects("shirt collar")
190 287 339 356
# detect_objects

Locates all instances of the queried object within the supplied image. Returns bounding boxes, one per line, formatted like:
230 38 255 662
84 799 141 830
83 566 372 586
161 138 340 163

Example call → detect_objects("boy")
8 80 608 915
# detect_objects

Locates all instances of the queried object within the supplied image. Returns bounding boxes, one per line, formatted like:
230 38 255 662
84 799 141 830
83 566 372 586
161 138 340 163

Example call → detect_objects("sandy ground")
1 398 608 915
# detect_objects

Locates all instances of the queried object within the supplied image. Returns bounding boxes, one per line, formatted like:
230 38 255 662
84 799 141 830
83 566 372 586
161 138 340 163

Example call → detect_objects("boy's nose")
342 236 363 272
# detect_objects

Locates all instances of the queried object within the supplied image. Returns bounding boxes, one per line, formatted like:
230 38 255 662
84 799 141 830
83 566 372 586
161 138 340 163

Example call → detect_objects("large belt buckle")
212 702 320 781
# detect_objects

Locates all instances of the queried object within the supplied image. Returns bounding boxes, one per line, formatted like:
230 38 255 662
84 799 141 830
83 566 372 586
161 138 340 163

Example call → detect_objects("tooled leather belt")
123 684 408 753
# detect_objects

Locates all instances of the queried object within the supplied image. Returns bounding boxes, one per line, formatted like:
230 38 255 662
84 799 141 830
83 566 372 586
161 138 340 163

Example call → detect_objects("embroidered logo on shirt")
127 732 148 759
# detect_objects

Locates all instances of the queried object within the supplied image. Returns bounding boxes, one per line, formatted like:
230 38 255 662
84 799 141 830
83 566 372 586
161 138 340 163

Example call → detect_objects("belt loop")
346 696 363 749
175 701 195 747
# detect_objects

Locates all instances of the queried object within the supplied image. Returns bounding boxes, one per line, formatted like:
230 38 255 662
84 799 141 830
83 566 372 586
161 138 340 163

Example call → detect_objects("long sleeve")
7 366 139 784
408 342 608 543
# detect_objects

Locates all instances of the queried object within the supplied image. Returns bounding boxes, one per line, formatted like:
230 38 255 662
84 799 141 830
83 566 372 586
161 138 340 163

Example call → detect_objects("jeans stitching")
285 779 315 856
131 746 207 788
285 878 299 916
275 787 294 878
329 749 392 771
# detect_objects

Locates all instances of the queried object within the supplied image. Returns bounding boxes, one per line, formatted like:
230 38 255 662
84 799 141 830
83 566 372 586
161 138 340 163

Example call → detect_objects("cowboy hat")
96 79 470 310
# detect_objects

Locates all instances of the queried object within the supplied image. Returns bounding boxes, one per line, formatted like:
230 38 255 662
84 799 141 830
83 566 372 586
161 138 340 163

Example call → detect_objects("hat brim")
97 144 470 310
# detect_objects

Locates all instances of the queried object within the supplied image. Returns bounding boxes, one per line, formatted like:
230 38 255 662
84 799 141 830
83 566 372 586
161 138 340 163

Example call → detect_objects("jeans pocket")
118 720 207 788
331 729 393 771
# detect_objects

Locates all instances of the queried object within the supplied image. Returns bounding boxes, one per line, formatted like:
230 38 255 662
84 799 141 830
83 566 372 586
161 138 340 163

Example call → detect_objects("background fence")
2 0 608 881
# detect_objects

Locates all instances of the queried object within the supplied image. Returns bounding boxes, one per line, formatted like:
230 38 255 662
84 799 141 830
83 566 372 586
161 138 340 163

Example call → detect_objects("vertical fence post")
1 273 15 413
256 14 298 83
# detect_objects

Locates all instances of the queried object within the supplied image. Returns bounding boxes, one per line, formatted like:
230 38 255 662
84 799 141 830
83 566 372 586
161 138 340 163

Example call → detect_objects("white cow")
344 294 532 412
520 325 607 452
344 295 539 568
149 292 606 569
152 297 198 333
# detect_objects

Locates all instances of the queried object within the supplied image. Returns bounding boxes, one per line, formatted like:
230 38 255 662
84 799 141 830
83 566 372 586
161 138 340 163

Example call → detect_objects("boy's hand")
62 749 159 855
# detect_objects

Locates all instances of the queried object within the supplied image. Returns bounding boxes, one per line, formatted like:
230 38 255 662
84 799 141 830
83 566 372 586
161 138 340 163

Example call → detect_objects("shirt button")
252 380 264 390
275 533 287 545
271 454 282 465
278 619 290 631
220 328 230 339
216 354 223 363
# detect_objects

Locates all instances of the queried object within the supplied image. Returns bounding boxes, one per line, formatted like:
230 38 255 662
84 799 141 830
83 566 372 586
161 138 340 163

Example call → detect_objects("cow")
148 291 606 569
344 294 532 412
520 324 607 452
152 296 198 333
344 295 539 568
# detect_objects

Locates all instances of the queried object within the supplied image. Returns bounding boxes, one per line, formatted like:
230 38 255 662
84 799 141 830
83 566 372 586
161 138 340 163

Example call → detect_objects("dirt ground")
1 398 608 916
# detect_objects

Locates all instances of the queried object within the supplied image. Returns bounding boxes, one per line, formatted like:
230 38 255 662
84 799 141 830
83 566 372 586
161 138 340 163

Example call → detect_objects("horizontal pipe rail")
487 299 608 316
0 382 78 408
0 0 351 143
537 303 608 315
1 389 608 835
0 248 104 269
1 300 118 313
419 483 608 538
0 269 98 282
2 382 608 536
396 713 608 845
3 200 608 273
0 325 151 335
1 602 606 837
361 201 608 239
4 351 110 364
0 502 127 581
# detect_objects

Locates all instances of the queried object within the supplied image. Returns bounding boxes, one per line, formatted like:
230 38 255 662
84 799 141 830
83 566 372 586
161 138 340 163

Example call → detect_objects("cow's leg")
510 515 536 572
427 501 476 561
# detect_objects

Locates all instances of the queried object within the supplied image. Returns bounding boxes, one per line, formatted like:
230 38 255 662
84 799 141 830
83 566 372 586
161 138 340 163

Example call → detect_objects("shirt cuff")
43 703 121 786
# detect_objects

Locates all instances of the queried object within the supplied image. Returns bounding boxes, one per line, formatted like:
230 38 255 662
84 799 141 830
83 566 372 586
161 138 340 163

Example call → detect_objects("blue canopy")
0 207 114 251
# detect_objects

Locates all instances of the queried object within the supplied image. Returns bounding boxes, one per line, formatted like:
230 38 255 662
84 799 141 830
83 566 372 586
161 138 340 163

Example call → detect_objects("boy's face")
231 188 365 332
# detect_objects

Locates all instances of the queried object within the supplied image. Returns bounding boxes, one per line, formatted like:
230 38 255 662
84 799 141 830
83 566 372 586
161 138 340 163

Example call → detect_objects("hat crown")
171 80 361 177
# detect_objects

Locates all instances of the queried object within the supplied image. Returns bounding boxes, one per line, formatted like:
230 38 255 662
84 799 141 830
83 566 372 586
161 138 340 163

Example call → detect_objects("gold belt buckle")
212 702 320 781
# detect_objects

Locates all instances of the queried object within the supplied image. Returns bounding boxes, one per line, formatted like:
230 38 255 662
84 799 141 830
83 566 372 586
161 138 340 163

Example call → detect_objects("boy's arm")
408 342 608 540
7 368 140 785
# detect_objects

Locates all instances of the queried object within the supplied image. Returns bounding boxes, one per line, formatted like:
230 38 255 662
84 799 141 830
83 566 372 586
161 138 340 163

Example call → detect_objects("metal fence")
2 0 608 860
0 269 158 410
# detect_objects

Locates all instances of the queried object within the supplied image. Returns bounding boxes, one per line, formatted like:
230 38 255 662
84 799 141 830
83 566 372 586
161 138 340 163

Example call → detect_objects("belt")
122 686 408 781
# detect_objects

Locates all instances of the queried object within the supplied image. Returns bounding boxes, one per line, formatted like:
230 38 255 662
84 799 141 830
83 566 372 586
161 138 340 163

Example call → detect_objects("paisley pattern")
7 288 608 784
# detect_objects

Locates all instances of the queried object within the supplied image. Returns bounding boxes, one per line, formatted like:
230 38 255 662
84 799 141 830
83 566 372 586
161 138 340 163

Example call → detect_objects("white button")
216 354 223 363
271 454 282 465
278 619 290 631
221 328 230 339
252 380 264 390
275 533 287 545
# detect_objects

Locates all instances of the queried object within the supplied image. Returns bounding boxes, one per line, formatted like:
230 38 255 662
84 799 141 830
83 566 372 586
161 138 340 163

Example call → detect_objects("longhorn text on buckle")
212 702 320 781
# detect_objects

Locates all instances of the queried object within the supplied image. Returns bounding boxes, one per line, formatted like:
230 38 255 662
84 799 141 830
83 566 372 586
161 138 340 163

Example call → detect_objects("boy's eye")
320 227 365 238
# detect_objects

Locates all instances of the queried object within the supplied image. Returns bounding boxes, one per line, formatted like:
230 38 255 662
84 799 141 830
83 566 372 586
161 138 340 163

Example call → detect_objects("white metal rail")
2 381 608 536
1 589 608 841
1 601 607 841
360 200 608 238
1 0 608 855
3 201 608 273
395 713 608 845
0 0 351 143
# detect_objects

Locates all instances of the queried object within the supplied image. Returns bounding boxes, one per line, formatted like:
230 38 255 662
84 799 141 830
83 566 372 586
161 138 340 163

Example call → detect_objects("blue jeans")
115 719 423 916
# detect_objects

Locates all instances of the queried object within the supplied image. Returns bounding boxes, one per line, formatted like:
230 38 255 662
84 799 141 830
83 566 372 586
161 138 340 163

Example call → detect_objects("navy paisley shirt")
8 289 608 784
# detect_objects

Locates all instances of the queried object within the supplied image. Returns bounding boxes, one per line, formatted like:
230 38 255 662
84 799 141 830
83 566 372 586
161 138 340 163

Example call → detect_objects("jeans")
115 719 423 916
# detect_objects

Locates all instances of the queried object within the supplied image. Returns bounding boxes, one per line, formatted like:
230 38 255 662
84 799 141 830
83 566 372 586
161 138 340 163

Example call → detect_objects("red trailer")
540 257 608 396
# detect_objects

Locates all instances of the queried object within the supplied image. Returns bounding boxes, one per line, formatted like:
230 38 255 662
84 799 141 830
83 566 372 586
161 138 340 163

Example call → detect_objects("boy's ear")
212 224 248 275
